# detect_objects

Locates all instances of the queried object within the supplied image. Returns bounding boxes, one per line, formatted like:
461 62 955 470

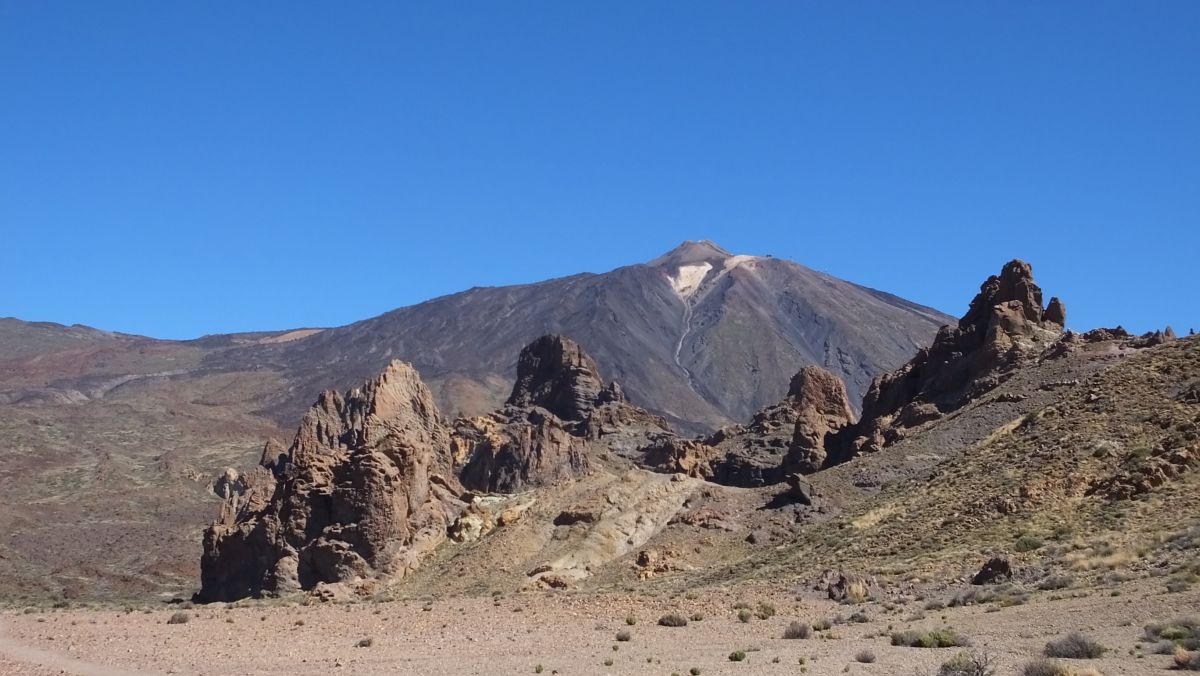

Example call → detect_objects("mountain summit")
648 239 734 268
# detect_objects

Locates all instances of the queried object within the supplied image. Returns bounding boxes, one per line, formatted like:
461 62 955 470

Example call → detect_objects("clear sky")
2 2 1197 339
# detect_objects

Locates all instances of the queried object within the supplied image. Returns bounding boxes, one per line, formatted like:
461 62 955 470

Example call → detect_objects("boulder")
784 473 817 506
971 556 1013 585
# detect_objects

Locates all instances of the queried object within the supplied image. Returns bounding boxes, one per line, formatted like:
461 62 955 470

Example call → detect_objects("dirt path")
0 617 149 676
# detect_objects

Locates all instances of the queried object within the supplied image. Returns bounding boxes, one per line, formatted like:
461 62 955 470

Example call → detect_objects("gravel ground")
1 580 1195 675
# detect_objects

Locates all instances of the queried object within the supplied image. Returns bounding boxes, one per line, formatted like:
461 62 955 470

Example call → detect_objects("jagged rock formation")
453 409 591 493
453 334 672 492
199 335 681 601
846 259 1066 457
506 335 606 420
639 364 855 486
197 361 467 602
780 366 858 474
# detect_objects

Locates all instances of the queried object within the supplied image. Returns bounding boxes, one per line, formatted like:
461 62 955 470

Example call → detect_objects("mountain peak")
649 240 733 267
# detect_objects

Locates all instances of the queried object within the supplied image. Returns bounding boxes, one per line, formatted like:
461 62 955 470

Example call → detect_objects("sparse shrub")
755 602 776 620
939 651 997 676
924 599 946 611
737 609 752 623
854 650 876 663
166 612 190 625
891 628 971 648
658 613 688 627
690 668 701 676
603 658 613 666
616 630 631 642
1020 659 1071 676
1044 632 1105 659
1168 579 1193 593
845 580 869 604
1145 617 1200 651
812 617 832 631
783 621 811 639
1037 575 1073 591
534 665 543 674
690 612 705 622
728 651 746 662
625 613 637 625
355 637 373 648
848 611 869 623
1015 535 1044 552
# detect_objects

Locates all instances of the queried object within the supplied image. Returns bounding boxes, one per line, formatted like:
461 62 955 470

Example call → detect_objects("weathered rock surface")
971 556 1013 585
454 334 672 492
639 364 855 486
197 361 466 602
524 470 700 588
454 408 590 493
781 366 857 474
639 436 716 478
846 260 1066 457
506 335 606 421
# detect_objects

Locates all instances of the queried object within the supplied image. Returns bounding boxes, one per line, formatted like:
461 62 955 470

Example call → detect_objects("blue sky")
2 2 1197 339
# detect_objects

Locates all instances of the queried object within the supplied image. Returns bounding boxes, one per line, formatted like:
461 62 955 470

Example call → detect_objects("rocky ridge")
846 259 1068 457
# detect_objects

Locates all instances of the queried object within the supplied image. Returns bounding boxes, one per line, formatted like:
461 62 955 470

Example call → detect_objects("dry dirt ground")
1 580 1195 675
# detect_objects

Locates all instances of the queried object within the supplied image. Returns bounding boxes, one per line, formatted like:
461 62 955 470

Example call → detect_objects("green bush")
891 628 971 648
728 651 746 662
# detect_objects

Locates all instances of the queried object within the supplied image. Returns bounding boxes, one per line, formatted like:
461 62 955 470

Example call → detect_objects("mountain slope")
213 241 950 432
